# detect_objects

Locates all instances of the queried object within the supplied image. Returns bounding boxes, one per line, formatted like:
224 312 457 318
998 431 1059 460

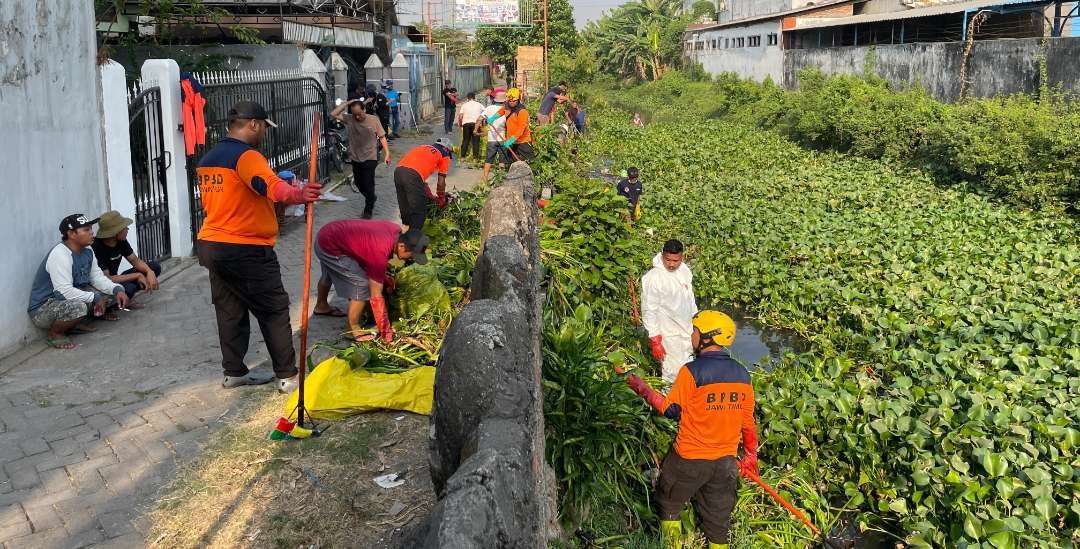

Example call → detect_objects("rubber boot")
707 544 729 549
660 520 682 549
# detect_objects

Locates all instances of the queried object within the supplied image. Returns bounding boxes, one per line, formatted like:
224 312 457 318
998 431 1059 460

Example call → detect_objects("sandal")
313 307 347 317
68 323 97 334
46 336 76 350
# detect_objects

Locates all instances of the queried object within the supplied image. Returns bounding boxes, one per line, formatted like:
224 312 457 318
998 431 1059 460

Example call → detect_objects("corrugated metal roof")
792 0 1047 29
686 0 856 32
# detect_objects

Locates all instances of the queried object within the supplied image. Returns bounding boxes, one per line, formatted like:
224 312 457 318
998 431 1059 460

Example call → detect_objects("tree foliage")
473 0 578 75
583 0 688 81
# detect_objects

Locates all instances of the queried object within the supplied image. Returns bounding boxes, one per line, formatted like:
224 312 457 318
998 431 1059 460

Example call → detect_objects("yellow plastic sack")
282 356 435 421
633 202 643 221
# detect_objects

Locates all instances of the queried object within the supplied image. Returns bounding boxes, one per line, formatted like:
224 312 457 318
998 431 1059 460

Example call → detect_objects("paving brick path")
0 124 480 548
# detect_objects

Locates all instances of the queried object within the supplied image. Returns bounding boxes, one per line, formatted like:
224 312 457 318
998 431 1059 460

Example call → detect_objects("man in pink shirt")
312 220 429 342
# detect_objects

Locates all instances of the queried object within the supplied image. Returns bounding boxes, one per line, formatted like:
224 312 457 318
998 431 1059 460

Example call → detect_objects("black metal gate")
185 77 332 241
128 87 172 262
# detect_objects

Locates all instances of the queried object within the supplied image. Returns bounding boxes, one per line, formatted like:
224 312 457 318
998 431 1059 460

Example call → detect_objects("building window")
724 38 729 48
749 35 761 47
737 37 745 47
711 39 717 48
768 33 778 46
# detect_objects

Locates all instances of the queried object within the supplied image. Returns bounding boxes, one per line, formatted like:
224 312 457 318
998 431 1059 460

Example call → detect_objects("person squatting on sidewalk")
393 139 453 232
626 310 759 549
641 239 698 383
28 214 131 349
92 210 162 303
194 101 322 393
331 97 391 219
312 220 430 343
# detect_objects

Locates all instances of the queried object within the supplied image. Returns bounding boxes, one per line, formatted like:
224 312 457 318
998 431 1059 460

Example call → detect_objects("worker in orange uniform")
625 310 759 549
393 138 453 232
486 87 533 163
195 101 322 394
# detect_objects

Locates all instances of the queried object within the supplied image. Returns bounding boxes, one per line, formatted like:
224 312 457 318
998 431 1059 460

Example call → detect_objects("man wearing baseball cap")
195 100 322 393
393 139 453 232
312 220 429 343
28 214 130 349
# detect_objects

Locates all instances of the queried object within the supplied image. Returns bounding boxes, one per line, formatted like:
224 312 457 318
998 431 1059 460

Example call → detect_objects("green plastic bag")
393 264 450 319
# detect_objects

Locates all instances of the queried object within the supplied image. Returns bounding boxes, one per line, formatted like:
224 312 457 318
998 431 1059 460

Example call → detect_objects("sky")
396 0 630 30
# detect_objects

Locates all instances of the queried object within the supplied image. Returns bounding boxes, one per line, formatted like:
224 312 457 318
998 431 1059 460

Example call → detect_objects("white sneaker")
278 375 299 394
222 370 274 388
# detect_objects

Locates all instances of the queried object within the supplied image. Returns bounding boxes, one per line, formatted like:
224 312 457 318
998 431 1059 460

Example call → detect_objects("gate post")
141 59 193 257
99 60 139 256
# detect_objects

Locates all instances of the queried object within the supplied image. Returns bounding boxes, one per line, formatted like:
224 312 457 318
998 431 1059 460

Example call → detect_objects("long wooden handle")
297 113 320 427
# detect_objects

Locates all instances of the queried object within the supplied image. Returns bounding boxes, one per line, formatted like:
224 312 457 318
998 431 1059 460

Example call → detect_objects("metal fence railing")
184 72 332 241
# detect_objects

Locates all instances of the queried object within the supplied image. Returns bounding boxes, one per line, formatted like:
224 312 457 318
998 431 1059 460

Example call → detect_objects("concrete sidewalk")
0 122 480 548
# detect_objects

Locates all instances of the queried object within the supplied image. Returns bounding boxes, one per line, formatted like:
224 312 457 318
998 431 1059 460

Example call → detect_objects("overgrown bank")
586 70 1080 212
528 94 1080 546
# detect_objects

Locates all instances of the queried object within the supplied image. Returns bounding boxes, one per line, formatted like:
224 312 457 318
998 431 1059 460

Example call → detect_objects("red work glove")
649 335 666 362
626 375 666 414
738 426 760 478
436 191 447 209
369 295 393 343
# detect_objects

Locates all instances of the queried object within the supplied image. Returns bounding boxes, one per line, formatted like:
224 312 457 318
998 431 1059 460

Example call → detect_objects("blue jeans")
443 105 454 133
390 107 400 135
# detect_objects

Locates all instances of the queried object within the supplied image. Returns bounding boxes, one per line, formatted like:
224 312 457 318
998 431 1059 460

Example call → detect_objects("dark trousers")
394 167 430 231
443 105 455 133
196 240 298 379
461 124 481 160
351 160 378 217
120 260 162 298
657 452 739 545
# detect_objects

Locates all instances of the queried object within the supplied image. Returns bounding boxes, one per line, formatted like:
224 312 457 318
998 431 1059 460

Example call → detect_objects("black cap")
627 167 639 178
227 101 277 128
402 229 430 265
59 214 99 235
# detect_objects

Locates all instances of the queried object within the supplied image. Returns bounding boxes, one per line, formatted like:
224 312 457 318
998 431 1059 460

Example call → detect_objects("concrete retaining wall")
397 162 557 548
783 37 1080 102
0 0 109 355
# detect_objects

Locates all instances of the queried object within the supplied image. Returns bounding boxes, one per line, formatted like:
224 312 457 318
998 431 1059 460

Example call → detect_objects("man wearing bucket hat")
393 139 453 232
28 214 130 349
479 89 509 180
312 220 429 343
195 100 322 393
92 211 162 304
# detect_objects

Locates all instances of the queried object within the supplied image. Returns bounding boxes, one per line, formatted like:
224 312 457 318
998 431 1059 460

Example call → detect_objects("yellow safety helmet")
506 87 522 101
692 310 736 347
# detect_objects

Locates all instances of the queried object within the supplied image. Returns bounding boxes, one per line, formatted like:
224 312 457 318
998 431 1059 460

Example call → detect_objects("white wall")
0 1 108 354
688 20 786 83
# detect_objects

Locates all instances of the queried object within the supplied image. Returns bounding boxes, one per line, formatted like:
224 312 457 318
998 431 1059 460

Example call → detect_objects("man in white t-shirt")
455 92 486 162
479 90 509 180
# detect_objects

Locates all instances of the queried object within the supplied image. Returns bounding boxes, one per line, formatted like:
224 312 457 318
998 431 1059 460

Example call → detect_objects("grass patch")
147 390 433 548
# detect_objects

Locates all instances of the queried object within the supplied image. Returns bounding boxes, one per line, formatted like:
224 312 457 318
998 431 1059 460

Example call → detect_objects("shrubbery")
589 70 1080 211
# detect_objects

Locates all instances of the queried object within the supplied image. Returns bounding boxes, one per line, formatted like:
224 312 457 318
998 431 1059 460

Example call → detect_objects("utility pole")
543 0 549 90
425 0 433 47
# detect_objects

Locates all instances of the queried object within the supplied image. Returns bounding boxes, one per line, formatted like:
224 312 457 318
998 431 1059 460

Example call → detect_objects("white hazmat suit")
640 252 698 382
